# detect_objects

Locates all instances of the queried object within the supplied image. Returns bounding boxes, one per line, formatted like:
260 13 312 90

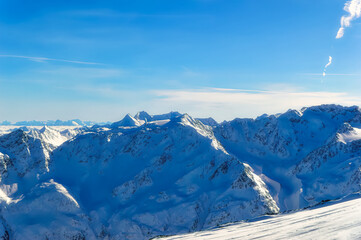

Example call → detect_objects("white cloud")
0 54 102 65
336 0 361 39
2 86 361 122
152 88 361 121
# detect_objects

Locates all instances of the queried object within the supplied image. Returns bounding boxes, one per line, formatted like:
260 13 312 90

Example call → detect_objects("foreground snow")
159 193 361 240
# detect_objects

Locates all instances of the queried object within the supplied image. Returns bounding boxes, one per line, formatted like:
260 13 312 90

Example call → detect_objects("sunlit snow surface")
160 194 361 240
338 127 361 143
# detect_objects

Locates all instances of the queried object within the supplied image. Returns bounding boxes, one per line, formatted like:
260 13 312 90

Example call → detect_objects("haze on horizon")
1 0 361 122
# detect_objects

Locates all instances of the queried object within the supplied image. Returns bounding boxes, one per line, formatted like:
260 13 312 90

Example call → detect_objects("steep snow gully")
0 104 360 239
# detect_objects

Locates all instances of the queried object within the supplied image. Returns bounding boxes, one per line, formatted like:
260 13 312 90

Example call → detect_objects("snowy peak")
278 109 303 121
301 104 361 123
134 111 152 122
152 111 182 121
13 119 83 126
0 126 80 180
22 126 77 147
31 127 69 147
111 114 143 128
170 113 198 125
39 126 51 133
196 117 219 127
301 104 360 114
110 111 184 128
166 114 219 144
0 119 108 127
0 129 51 178
133 111 182 122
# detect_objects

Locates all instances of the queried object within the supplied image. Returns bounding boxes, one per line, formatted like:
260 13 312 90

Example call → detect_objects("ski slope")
160 194 361 240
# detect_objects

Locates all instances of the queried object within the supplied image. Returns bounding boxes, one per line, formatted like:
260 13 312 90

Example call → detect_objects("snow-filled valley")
0 104 361 239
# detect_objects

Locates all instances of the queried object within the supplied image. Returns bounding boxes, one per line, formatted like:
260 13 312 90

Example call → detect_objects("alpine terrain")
0 104 360 239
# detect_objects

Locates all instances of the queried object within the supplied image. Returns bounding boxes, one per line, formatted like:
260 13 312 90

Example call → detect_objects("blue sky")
1 0 361 122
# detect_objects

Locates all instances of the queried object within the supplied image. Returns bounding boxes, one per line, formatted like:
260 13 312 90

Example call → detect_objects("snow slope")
158 193 361 240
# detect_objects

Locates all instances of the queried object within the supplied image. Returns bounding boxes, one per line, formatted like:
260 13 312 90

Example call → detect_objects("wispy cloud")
0 54 103 65
323 56 333 77
152 88 361 121
37 67 123 79
65 9 207 19
301 73 359 76
336 0 361 39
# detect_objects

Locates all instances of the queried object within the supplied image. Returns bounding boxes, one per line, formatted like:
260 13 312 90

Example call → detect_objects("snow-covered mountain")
196 117 219 127
0 129 58 178
0 105 360 239
134 111 182 122
49 114 278 239
0 119 110 127
214 104 361 210
293 122 361 205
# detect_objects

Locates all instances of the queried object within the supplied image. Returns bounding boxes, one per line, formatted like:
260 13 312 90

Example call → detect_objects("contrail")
322 0 361 79
0 54 103 65
323 56 333 77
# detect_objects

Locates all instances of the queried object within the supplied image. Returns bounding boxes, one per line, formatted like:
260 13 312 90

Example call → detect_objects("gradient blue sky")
1 0 361 122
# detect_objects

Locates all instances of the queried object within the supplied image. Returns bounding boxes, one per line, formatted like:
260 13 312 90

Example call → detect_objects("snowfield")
159 193 361 240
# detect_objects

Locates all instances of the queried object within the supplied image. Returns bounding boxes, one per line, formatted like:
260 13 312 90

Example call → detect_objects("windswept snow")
159 194 361 240
338 127 361 143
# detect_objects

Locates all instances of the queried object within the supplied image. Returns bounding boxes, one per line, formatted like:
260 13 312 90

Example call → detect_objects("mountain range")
0 119 110 127
0 104 360 239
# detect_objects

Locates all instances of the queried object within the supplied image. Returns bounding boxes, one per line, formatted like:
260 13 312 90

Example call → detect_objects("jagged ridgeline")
0 104 361 239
